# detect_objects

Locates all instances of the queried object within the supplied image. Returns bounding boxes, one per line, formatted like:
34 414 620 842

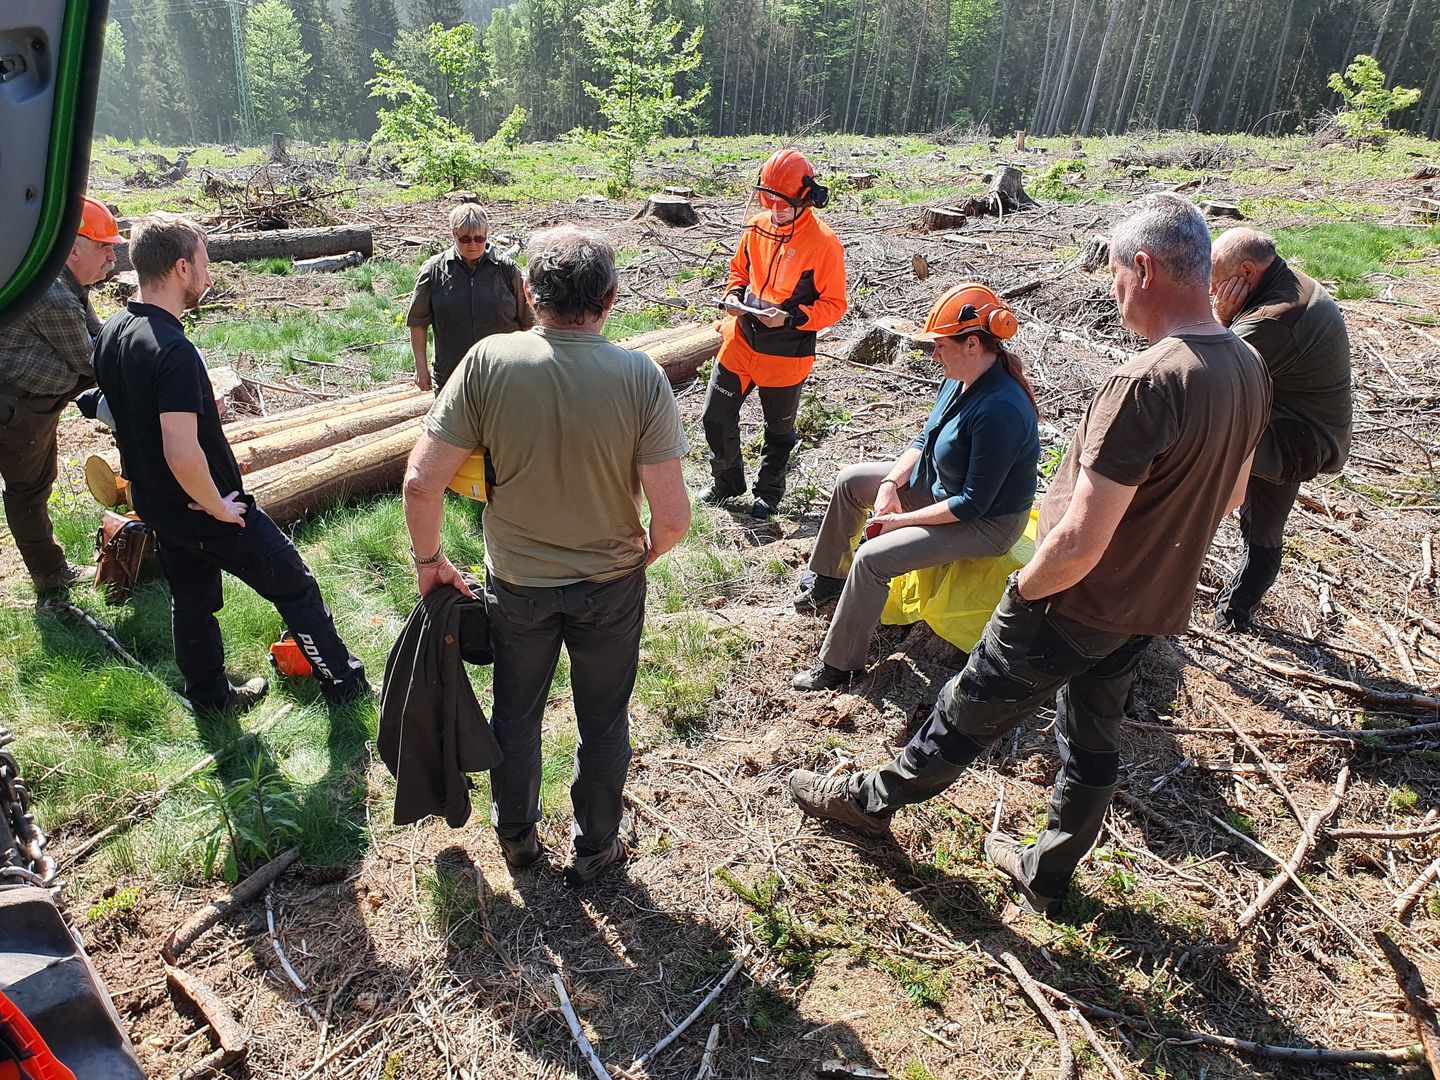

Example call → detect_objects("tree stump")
1014 130 1027 152
844 317 918 366
847 172 877 190
1079 235 1110 273
911 254 930 280
636 194 699 227
954 164 1037 218
662 185 696 198
269 132 287 163
916 206 970 232
1201 200 1245 220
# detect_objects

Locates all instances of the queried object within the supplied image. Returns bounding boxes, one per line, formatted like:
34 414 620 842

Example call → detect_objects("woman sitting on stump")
792 283 1041 691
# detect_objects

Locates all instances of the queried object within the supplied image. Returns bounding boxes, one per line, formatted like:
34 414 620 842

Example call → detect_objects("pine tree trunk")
1218 1 1261 131
1030 0 1061 131
1043 0 1085 133
1371 0 1396 55
1263 0 1294 134
1113 0 1155 131
901 0 928 132
1053 0 1100 133
844 0 868 133
1187 0 1228 126
1079 0 1123 135
1391 0 1421 85
988 0 1010 121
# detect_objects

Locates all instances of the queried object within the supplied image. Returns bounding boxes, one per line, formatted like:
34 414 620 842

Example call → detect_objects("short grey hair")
1213 227 1277 269
1111 193 1211 290
448 203 489 236
526 226 618 323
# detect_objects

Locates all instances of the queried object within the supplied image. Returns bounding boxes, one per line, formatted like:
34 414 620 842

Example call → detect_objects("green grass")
1271 222 1440 298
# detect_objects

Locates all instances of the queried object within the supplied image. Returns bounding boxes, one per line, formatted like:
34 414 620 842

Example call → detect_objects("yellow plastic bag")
879 510 1038 653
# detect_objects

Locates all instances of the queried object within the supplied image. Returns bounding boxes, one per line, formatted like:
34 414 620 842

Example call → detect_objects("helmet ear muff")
805 175 829 209
985 306 1018 340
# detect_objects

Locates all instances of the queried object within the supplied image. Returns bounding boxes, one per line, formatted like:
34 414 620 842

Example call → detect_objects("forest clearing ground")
4 132 1440 1078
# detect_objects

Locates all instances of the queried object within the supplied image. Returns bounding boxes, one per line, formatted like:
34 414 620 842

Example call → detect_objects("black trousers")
483 565 646 856
700 363 804 504
853 585 1151 900
155 506 364 709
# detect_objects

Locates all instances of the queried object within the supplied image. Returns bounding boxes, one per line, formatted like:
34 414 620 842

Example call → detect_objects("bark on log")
972 164 1038 214
635 194 700 227
230 394 432 474
1079 235 1110 273
113 225 374 271
1373 931 1440 1078
246 422 423 527
223 383 420 444
643 325 722 385
847 173 877 189
1202 201 1245 220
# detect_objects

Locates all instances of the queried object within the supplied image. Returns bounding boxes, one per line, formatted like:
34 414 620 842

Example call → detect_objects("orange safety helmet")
914 282 1018 343
755 148 829 209
78 196 124 245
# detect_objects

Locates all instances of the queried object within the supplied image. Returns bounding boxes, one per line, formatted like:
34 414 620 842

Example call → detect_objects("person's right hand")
1211 275 1250 326
414 369 432 392
189 490 248 528
873 481 903 518
417 554 474 598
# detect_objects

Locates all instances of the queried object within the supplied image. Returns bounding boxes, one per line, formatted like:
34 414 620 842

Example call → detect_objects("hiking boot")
498 828 544 869
1212 606 1253 633
699 483 744 506
750 496 778 520
984 831 1058 917
34 562 84 597
791 662 863 692
563 836 628 886
793 571 845 613
194 676 269 717
322 671 372 707
787 769 890 838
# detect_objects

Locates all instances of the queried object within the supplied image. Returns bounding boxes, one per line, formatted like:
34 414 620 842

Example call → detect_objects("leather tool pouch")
93 511 155 603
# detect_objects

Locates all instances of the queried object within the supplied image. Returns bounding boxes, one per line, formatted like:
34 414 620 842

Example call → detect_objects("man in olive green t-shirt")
789 195 1270 917
403 226 692 885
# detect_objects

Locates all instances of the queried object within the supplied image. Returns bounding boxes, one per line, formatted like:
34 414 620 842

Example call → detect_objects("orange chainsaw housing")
0 990 77 1080
269 631 313 678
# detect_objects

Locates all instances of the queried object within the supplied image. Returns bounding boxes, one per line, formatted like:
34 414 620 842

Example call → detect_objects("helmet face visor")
756 185 801 210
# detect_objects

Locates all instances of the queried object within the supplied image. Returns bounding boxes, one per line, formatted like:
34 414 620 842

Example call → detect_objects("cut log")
1410 197 1440 223
844 317 919 366
644 326 722 385
293 251 365 273
222 383 420 444
1201 200 1245 220
247 422 423 526
912 254 930 280
113 225 374 271
230 394 432 475
635 194 700 227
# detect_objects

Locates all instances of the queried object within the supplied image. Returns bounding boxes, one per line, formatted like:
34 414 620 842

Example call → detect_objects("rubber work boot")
1214 543 1283 631
195 676 269 718
793 571 845 613
791 662 863 692
563 836 628 886
499 828 544 869
984 832 1059 917
750 496 778 520
788 770 890 838
699 483 744 506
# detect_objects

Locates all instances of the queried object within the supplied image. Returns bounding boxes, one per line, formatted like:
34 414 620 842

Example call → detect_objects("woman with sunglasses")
701 147 848 519
791 283 1041 691
406 203 534 394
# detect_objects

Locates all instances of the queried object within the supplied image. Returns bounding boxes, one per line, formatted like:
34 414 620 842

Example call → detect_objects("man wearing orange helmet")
701 147 847 519
791 283 1040 691
790 195 1270 918
0 195 122 595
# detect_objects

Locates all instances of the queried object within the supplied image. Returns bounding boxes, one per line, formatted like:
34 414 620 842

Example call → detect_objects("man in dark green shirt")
1210 228 1353 630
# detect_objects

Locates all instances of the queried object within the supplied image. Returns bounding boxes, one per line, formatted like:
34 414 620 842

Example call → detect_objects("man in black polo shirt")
94 215 367 714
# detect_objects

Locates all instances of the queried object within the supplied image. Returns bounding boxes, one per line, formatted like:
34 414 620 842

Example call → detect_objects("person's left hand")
754 306 789 329
1211 275 1251 326
417 554 474 598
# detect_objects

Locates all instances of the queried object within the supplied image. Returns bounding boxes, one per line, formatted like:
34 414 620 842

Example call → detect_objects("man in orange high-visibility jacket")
701 148 848 519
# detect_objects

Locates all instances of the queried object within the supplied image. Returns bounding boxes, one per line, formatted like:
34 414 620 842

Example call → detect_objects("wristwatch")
1006 571 1032 605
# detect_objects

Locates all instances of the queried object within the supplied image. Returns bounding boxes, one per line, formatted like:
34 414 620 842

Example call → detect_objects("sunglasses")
456 234 487 245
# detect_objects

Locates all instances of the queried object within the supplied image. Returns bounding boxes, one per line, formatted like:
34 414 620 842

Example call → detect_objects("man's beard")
183 280 208 310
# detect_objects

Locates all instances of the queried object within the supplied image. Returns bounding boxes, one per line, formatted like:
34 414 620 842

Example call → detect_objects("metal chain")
0 726 60 900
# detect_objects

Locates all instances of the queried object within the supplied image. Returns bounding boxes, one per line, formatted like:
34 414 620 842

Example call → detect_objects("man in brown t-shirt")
789 194 1271 915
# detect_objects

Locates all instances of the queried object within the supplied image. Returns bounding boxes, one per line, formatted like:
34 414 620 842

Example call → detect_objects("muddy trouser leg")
0 391 70 585
753 380 805 505
807 463 890 579
820 510 1030 673
484 575 566 849
852 589 1137 834
700 363 751 497
1022 634 1151 897
561 567 646 855
1215 474 1299 625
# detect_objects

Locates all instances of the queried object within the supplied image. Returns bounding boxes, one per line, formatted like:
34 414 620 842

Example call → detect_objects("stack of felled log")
84 322 721 526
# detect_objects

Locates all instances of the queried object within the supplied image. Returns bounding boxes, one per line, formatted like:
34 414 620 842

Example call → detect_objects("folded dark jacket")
378 577 501 827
